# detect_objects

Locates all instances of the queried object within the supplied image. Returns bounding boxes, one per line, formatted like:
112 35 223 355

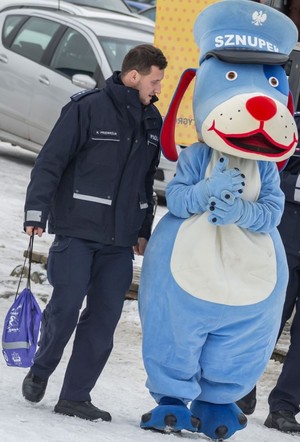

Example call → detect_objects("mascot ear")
287 91 295 115
277 158 288 171
160 68 197 161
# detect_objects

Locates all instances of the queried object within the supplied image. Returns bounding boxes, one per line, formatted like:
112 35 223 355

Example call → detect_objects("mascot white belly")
171 150 276 305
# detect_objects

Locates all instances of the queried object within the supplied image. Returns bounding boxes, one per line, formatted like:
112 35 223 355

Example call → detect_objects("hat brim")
204 50 289 65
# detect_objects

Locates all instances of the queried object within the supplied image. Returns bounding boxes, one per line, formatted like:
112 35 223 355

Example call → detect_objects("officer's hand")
133 238 148 256
25 226 43 237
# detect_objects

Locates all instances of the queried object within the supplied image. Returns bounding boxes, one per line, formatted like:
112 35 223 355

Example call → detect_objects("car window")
2 15 24 42
100 37 147 71
9 17 60 63
137 0 156 4
140 7 156 21
50 28 98 78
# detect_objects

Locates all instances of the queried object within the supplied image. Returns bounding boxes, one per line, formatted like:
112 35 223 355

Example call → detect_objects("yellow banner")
154 0 217 146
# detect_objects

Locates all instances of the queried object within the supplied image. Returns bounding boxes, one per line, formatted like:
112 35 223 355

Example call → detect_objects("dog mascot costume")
138 0 298 440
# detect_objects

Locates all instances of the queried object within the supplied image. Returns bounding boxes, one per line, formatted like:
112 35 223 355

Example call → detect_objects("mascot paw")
190 401 247 440
140 398 201 433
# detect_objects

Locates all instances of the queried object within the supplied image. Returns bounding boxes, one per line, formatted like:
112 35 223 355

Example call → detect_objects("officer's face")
135 66 165 105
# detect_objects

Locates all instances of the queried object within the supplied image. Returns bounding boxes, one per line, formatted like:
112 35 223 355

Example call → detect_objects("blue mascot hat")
194 0 298 65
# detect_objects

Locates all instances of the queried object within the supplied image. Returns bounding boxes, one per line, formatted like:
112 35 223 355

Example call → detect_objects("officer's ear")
123 69 140 88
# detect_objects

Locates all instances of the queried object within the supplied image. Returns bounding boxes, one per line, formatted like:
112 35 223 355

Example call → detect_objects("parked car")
1 0 132 15
130 0 155 5
0 0 155 31
60 0 132 14
0 3 175 196
0 5 154 153
138 5 156 21
125 1 150 13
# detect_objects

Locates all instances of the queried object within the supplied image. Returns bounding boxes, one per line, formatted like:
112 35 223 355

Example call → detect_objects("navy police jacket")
278 153 300 256
278 113 300 255
24 72 162 246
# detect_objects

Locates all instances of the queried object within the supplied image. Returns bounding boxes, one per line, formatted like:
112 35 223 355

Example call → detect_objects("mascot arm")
166 145 209 218
166 145 245 218
207 162 284 233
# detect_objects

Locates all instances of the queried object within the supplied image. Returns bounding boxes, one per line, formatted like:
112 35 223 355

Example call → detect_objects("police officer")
237 113 300 433
21 44 167 422
264 113 300 432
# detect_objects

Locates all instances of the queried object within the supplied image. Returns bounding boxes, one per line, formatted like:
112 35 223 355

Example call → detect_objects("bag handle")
15 234 34 297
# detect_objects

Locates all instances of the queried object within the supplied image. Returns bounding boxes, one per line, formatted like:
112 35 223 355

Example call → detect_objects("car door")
0 13 62 149
0 13 38 142
28 25 106 146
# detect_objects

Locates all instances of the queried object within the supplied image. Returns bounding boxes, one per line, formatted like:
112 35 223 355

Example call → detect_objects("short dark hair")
121 44 168 75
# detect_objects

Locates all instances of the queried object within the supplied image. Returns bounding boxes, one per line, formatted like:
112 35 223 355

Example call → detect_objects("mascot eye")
226 71 238 81
269 76 279 87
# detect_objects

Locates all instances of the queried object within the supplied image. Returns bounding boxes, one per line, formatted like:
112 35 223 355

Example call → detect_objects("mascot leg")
139 216 287 438
139 253 207 432
139 289 208 433
190 401 247 440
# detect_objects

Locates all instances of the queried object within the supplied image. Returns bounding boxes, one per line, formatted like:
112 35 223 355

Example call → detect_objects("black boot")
54 399 112 422
236 386 257 415
22 369 48 403
264 410 300 433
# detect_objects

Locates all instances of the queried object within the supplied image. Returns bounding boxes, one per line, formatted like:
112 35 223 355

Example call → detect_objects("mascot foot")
190 401 247 440
140 397 201 433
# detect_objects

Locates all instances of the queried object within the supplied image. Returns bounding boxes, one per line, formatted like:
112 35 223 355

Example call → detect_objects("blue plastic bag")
2 288 42 368
2 235 42 367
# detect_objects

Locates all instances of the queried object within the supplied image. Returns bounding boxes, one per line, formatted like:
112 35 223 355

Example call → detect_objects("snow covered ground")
0 142 298 441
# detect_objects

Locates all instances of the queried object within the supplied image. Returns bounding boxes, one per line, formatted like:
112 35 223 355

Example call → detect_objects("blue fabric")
166 144 284 233
139 149 288 404
194 0 298 63
190 401 247 439
2 288 42 368
195 156 245 212
140 403 199 432
139 226 287 403
193 60 294 151
139 1 295 438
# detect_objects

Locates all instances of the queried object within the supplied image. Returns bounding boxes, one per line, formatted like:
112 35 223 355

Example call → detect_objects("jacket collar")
107 71 159 108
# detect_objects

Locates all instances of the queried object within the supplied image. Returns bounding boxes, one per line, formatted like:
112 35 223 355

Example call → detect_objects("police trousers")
268 252 300 414
31 235 133 401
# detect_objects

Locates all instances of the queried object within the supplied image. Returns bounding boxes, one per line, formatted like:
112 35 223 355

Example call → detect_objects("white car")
0 0 155 30
0 5 153 152
0 2 176 197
